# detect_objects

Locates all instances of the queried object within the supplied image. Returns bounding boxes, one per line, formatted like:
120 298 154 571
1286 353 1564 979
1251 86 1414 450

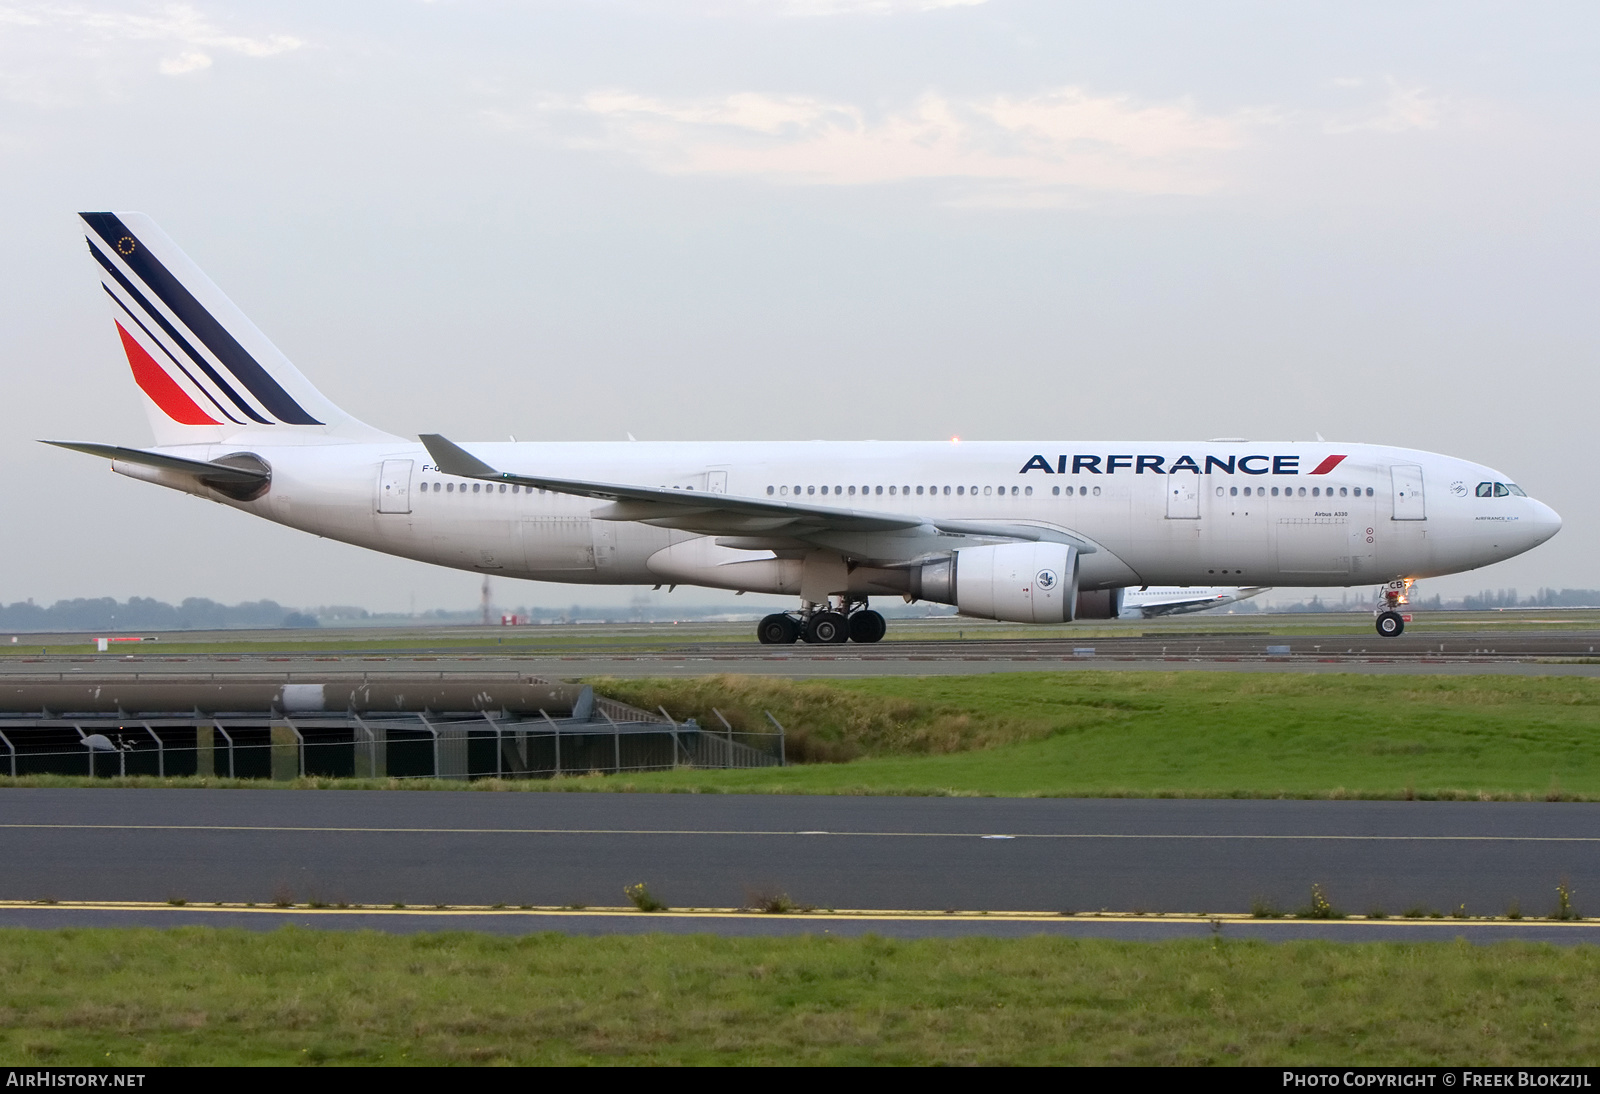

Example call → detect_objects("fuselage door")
706 470 728 494
377 459 413 514
1391 464 1426 521
1166 474 1199 519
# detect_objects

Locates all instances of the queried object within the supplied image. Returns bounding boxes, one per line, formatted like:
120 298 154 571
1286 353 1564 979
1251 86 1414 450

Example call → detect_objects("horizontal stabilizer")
43 441 269 485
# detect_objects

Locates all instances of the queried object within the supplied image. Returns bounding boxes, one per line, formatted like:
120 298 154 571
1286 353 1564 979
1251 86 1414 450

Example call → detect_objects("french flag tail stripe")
80 212 322 426
86 237 270 424
102 284 244 424
115 321 220 425
1308 455 1348 475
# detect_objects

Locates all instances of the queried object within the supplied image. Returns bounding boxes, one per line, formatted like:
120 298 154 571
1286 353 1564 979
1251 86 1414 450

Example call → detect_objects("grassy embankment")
5 672 1598 799
588 672 1600 798
3 928 1600 1065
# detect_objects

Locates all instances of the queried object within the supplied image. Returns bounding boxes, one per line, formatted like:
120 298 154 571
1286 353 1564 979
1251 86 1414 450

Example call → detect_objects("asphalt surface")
6 790 1600 938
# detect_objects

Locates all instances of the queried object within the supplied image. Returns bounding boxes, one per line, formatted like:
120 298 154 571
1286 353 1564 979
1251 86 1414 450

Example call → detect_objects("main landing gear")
1374 578 1412 638
758 600 886 645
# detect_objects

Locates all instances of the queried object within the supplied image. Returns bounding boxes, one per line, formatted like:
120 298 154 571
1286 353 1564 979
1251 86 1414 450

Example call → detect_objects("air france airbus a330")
51 212 1562 643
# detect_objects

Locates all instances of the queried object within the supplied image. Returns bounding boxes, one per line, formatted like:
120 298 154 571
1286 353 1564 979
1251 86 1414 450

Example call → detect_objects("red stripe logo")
1308 455 1347 475
115 321 219 426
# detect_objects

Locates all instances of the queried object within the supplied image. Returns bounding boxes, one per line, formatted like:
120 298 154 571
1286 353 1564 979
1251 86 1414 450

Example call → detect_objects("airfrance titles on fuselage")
1019 454 1347 476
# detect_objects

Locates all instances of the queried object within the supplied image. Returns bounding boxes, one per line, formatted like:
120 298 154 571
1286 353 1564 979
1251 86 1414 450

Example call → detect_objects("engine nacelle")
910 542 1080 624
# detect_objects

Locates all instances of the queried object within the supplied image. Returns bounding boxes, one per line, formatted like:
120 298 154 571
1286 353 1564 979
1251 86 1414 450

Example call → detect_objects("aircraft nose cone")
1530 500 1562 545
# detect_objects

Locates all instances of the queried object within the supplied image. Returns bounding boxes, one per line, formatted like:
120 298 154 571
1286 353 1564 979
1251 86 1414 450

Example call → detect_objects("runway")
5 790 1600 938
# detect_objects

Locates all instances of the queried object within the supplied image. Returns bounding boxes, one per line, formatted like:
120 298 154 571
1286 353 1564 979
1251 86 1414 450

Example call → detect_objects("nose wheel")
1374 579 1412 637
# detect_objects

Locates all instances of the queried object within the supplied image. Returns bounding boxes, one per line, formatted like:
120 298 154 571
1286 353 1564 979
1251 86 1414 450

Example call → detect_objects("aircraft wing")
1138 595 1230 618
419 434 1096 556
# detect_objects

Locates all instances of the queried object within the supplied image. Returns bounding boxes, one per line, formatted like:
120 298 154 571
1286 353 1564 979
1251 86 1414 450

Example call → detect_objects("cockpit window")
1507 484 1527 496
1476 482 1493 497
1493 483 1510 497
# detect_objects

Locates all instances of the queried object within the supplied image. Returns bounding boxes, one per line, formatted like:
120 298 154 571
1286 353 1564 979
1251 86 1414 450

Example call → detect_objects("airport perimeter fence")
0 709 787 781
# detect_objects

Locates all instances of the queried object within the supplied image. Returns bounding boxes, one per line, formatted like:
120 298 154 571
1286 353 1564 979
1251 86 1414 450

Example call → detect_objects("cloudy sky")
1 1 1595 612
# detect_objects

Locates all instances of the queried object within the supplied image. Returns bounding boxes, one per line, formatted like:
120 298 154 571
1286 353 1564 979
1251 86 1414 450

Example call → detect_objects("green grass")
589 672 1600 798
2 928 1599 1065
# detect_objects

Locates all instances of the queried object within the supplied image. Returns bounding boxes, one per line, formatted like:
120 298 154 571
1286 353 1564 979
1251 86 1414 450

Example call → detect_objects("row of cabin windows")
766 484 1050 498
762 483 1372 501
419 482 545 494
1217 485 1374 498
420 479 1376 501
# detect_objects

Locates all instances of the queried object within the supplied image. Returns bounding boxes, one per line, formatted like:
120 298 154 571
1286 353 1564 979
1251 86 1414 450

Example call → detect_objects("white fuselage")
122 438 1561 598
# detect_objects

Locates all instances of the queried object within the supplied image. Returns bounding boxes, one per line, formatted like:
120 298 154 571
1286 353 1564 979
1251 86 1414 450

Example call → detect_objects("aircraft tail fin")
79 212 395 447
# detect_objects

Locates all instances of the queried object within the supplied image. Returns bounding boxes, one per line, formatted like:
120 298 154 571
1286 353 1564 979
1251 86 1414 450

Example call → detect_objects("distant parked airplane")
1118 586 1268 619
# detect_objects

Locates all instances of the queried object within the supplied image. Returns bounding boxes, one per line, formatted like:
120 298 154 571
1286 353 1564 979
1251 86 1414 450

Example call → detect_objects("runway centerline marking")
2 823 1598 842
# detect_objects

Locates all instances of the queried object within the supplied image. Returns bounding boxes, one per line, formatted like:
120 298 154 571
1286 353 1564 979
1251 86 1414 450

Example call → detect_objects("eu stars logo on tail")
77 211 392 447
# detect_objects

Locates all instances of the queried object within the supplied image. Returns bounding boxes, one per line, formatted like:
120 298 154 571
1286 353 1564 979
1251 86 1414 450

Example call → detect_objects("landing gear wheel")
757 613 800 645
1376 611 1405 638
805 611 850 645
848 609 887 644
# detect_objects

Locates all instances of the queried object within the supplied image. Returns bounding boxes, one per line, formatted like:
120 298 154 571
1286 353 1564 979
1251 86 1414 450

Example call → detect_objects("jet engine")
908 542 1080 624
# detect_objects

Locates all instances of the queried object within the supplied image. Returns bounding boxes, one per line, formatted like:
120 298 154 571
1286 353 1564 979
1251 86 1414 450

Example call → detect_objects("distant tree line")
1268 588 1600 613
0 597 319 633
1459 588 1600 610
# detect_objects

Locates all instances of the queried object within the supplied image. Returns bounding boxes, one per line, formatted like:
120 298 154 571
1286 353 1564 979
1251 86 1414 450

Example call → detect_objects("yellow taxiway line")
0 900 1594 927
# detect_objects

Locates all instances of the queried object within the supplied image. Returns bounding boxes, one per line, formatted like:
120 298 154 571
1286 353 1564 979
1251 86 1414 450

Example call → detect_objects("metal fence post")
140 722 164 777
658 707 682 768
480 710 504 779
415 712 440 779
212 720 235 779
539 709 562 776
0 728 14 777
765 711 786 767
599 708 622 773
713 708 737 769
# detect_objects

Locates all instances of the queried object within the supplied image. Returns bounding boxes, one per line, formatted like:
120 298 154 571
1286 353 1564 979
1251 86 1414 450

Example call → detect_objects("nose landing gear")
1374 579 1413 637
756 600 887 645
